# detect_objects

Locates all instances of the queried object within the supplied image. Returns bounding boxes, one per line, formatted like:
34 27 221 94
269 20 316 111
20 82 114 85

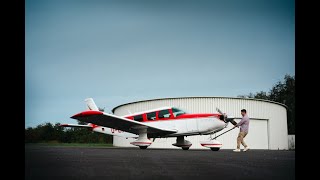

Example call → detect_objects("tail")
85 98 99 111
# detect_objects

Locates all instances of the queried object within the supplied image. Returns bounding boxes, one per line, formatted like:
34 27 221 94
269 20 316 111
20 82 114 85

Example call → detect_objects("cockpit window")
133 114 143 122
158 109 171 119
147 112 156 120
172 108 186 117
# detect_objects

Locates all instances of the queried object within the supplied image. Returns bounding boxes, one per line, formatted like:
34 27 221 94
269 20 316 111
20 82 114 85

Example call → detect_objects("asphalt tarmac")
25 145 295 180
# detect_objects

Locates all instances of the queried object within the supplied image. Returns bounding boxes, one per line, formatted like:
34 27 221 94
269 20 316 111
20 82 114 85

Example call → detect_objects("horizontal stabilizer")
60 124 92 128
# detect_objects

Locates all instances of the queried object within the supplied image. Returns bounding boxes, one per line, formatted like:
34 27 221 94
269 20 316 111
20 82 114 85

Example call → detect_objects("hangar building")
112 97 288 150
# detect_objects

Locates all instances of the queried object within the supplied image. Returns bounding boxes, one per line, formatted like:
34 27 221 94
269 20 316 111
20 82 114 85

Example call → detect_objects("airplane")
61 98 236 151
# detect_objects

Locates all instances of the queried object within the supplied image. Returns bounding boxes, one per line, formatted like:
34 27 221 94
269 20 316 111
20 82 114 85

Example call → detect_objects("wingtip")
71 110 103 119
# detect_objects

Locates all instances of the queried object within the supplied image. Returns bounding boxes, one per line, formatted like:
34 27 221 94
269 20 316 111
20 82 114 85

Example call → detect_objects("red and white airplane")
61 98 235 151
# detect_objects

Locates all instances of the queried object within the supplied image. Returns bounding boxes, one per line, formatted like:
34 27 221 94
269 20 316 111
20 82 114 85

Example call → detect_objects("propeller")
216 108 237 125
216 108 227 122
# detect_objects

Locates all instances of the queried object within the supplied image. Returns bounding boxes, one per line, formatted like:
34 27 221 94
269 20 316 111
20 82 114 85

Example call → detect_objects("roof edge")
111 96 288 113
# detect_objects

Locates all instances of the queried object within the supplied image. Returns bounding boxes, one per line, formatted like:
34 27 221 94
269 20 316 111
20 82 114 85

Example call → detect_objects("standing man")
233 109 250 152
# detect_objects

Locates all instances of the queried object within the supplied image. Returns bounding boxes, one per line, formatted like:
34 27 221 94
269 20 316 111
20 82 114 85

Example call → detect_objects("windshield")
172 108 186 117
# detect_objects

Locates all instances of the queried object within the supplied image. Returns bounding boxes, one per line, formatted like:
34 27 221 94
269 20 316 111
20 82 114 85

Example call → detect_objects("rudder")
85 98 99 111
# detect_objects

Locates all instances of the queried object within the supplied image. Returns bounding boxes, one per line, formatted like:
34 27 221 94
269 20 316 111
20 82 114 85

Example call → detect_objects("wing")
71 110 177 137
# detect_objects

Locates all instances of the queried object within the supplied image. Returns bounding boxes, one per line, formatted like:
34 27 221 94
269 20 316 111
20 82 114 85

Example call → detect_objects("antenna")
98 107 105 112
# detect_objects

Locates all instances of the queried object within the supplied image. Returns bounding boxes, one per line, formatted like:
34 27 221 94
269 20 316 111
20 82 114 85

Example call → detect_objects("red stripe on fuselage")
175 114 218 119
90 123 99 129
124 113 221 122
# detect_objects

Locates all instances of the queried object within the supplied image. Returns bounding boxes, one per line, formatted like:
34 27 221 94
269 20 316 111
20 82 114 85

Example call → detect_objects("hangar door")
215 119 269 149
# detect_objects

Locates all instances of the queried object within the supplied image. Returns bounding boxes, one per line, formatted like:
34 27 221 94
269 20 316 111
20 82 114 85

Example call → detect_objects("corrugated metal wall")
112 97 288 150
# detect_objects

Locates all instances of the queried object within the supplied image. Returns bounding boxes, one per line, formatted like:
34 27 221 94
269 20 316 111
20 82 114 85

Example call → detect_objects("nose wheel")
139 146 148 149
182 147 190 150
200 139 222 151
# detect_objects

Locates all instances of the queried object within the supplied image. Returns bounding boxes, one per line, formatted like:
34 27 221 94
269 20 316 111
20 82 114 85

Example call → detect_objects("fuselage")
91 107 226 138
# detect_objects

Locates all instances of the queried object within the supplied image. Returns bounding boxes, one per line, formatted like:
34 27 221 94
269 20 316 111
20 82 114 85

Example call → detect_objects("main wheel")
210 147 220 151
182 147 190 150
139 146 148 149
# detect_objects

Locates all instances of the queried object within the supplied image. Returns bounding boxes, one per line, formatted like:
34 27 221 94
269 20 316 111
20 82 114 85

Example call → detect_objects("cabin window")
133 114 143 122
172 108 186 117
147 112 156 120
158 109 171 119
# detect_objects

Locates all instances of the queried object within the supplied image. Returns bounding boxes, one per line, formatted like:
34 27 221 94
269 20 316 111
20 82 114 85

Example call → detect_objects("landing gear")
130 128 152 149
172 136 192 150
139 146 148 149
200 139 223 151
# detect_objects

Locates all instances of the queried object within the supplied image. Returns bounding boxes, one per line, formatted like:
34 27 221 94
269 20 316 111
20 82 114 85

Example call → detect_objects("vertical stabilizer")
85 98 99 111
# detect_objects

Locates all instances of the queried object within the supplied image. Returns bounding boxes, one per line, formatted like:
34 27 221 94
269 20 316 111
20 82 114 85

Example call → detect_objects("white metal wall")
112 97 288 150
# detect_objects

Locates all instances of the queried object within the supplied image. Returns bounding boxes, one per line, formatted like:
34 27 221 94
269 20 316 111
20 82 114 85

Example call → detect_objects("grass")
25 142 114 147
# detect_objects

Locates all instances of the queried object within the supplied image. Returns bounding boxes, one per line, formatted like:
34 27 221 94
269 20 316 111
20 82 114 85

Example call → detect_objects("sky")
26 0 295 128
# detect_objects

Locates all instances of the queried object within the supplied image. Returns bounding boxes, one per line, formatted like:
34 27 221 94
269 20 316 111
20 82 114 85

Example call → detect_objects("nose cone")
216 118 226 130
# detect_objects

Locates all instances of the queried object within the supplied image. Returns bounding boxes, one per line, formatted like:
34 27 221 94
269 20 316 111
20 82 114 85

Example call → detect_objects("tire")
182 147 189 150
139 146 148 149
210 147 220 151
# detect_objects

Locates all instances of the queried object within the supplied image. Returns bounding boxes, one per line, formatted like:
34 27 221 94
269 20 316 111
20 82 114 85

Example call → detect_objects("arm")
235 117 247 127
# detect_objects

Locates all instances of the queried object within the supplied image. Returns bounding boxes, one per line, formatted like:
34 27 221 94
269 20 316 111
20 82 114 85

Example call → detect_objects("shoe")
233 149 241 152
244 146 250 152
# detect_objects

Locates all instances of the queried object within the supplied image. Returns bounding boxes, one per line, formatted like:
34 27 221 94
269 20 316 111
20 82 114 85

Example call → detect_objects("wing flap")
71 110 177 136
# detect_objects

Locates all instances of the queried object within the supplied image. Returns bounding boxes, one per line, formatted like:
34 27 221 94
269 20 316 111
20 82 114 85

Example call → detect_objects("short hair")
241 109 247 113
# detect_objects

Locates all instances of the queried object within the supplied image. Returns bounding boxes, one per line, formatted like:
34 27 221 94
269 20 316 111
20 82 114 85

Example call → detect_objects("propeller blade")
216 108 228 122
216 108 224 115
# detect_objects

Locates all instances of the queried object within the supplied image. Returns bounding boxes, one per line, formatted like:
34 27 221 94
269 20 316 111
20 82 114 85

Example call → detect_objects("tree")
25 122 113 144
239 74 295 134
254 91 268 100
